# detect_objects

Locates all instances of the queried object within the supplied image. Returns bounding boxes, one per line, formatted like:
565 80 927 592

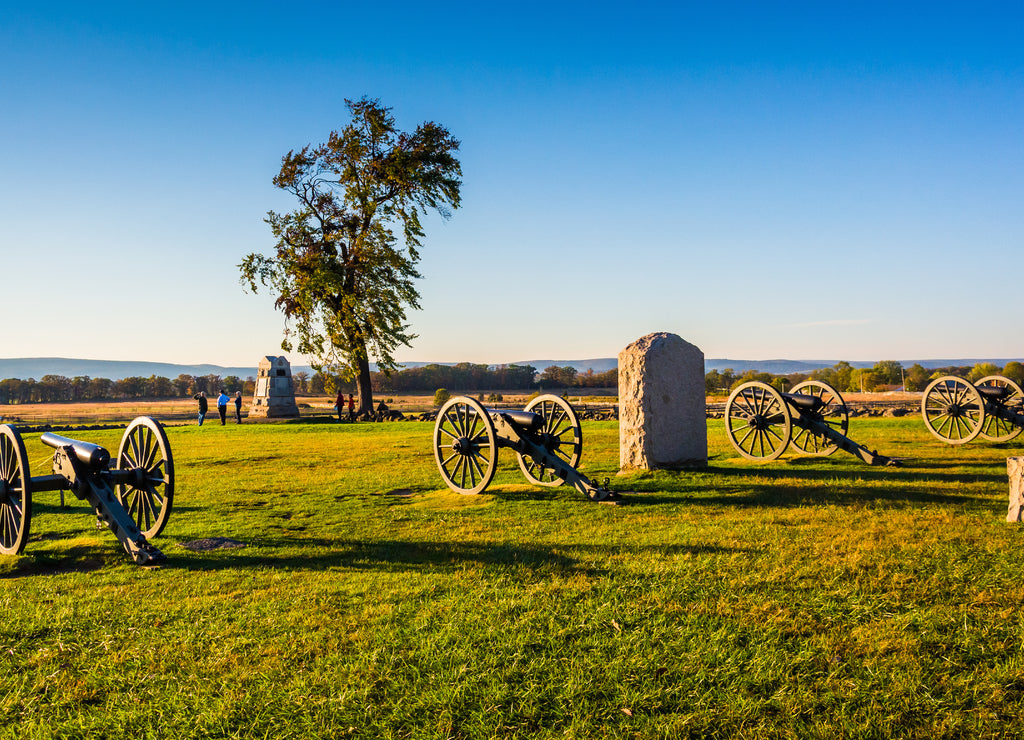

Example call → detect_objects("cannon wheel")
921 376 985 445
976 375 1024 443
116 416 174 538
725 382 792 461
0 425 32 555
788 380 849 456
434 397 498 495
516 394 583 487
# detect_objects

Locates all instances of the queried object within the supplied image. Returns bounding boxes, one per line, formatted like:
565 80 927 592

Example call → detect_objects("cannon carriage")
921 375 1024 445
433 394 618 501
0 417 174 564
724 380 895 466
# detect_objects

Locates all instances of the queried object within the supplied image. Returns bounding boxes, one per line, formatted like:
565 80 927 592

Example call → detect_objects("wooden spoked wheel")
116 417 175 538
434 397 498 494
0 424 32 555
725 382 792 461
921 376 985 445
788 380 848 456
516 394 583 487
976 375 1024 443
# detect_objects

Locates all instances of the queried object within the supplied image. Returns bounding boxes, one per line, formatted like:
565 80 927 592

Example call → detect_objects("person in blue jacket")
216 389 230 425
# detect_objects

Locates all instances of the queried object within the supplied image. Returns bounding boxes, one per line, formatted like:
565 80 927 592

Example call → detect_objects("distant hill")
704 359 873 374
0 358 270 382
511 358 619 373
0 356 1020 382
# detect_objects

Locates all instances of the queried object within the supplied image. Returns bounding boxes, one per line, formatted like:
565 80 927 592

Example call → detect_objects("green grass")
2 417 1023 738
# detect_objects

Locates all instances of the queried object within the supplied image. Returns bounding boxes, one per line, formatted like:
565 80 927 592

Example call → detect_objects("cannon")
433 394 618 501
0 417 174 565
921 375 1024 445
724 380 895 466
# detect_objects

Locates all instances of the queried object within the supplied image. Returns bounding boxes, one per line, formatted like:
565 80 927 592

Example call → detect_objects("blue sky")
1 2 1021 367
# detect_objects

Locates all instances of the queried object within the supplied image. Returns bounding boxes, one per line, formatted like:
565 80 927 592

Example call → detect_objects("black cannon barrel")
40 432 111 469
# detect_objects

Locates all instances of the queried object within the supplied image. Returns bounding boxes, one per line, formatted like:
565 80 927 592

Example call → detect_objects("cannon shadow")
701 462 1007 486
164 538 740 574
595 460 1005 509
0 546 107 578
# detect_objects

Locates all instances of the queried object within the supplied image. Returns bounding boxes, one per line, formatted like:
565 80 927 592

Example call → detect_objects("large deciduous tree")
240 98 461 412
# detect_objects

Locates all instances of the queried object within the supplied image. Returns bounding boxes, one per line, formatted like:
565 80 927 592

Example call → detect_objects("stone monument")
1008 457 1024 522
248 356 300 418
619 332 707 470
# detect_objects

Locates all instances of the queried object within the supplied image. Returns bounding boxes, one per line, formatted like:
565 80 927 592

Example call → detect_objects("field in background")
1 390 916 427
0 393 601 427
2 416 1023 736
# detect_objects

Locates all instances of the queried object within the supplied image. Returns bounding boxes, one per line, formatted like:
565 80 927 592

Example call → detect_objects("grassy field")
2 414 1023 738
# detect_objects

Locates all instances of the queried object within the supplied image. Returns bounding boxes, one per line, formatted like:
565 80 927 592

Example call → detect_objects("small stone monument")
619 332 707 470
248 356 300 418
1008 457 1024 522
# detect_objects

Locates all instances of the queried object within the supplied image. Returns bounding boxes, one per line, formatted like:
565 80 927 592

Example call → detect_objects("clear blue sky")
2 1 1021 367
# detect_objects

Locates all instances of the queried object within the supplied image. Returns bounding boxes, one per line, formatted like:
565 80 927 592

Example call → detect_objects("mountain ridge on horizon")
1 356 1021 382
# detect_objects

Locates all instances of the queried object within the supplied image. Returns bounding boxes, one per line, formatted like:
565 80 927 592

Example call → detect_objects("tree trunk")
354 354 374 414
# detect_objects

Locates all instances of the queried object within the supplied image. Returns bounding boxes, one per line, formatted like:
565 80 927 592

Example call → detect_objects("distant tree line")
10 360 1017 404
310 364 618 395
370 364 615 392
0 363 621 404
705 361 1024 396
0 373 254 404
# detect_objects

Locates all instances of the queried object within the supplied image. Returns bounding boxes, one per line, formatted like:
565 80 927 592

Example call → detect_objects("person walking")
347 393 356 421
234 391 243 424
217 389 230 425
193 391 208 426
335 389 345 422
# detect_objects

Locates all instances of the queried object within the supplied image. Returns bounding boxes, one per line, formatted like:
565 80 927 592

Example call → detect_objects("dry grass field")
0 392 606 427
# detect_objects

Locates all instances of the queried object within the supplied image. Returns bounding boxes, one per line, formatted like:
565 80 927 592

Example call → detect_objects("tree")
1003 361 1024 386
202 374 223 395
832 361 854 393
538 366 578 389
850 368 880 393
872 360 903 386
240 97 462 413
705 369 725 395
71 376 90 401
968 362 1000 382
88 377 113 399
310 372 327 394
732 369 774 390
173 374 195 396
148 375 175 397
40 375 72 402
904 363 930 392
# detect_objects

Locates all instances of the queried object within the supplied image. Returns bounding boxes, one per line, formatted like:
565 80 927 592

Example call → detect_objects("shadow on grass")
167 537 740 574
704 461 1006 485
653 487 993 509
605 462 1002 509
0 546 108 578
280 415 346 426
28 501 204 517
